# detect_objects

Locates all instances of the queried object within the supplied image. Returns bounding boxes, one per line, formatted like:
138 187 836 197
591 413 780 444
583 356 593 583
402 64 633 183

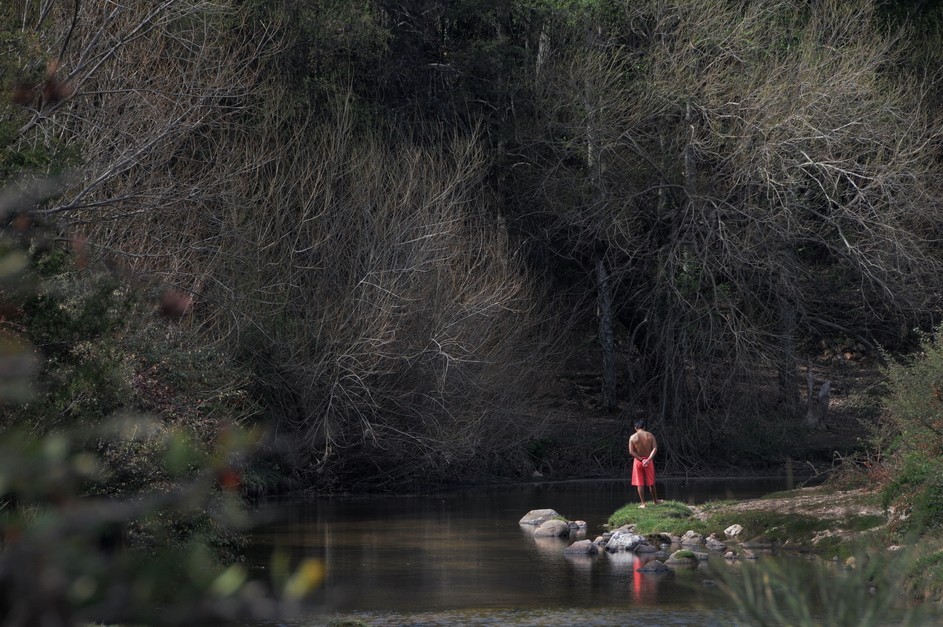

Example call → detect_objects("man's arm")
646 437 657 464
628 436 643 462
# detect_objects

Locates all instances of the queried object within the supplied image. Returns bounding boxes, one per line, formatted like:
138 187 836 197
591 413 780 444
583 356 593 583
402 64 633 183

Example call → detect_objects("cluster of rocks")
519 509 768 571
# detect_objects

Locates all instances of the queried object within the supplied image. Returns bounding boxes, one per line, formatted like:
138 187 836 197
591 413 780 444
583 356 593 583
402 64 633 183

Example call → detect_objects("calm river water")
244 477 819 626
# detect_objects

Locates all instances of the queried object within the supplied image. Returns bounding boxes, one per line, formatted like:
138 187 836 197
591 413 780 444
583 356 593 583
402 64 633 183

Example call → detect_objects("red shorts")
632 458 655 486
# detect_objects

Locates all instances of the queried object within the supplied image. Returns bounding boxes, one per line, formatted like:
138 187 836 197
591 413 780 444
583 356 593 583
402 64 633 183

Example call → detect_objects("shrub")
0 210 294 624
883 326 943 531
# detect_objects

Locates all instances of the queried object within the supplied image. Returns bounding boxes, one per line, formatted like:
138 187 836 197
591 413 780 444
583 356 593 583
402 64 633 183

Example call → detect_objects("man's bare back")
629 430 655 459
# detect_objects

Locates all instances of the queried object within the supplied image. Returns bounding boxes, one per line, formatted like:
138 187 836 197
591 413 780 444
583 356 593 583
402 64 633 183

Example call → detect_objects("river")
244 476 829 626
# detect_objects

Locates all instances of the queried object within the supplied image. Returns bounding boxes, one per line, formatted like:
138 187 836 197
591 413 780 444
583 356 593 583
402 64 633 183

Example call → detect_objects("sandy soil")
718 486 883 519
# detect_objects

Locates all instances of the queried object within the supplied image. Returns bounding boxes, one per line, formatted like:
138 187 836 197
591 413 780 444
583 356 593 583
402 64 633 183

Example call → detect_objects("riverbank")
606 484 943 603
608 486 886 558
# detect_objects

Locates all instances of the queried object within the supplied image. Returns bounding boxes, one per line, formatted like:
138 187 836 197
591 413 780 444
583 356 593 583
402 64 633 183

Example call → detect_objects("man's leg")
649 484 659 505
637 485 647 508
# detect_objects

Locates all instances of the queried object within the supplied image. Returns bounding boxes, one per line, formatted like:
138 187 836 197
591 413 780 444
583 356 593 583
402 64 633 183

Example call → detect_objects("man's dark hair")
634 419 645 429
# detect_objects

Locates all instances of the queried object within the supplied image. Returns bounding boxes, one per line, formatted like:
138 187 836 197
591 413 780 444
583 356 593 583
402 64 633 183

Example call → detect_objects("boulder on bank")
605 530 644 553
533 519 571 537
724 524 744 539
564 540 598 555
609 524 637 536
651 532 674 546
680 530 703 547
520 509 562 526
705 535 727 551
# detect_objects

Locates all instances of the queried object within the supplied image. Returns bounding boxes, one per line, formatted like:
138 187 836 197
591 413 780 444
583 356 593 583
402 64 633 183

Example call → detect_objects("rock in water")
533 519 571 537
519 509 561 526
605 530 644 552
564 540 598 555
637 560 669 573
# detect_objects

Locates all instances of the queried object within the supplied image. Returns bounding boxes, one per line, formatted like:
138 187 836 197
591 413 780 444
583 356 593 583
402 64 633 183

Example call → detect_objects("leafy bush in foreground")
0 212 317 623
883 326 943 532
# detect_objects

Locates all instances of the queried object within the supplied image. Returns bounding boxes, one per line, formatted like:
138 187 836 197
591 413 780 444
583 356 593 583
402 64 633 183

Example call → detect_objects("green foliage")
884 452 943 533
0 12 82 181
15 266 130 431
903 544 943 601
884 326 943 531
885 328 943 458
706 509 829 545
0 207 309 622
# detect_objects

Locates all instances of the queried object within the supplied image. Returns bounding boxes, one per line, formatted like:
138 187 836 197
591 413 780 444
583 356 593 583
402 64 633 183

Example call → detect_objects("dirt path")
715 486 883 519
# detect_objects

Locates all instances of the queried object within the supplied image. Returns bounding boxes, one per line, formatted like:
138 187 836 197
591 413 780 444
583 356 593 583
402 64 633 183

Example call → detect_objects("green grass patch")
843 514 887 532
704 509 830 544
673 549 695 559
607 500 705 535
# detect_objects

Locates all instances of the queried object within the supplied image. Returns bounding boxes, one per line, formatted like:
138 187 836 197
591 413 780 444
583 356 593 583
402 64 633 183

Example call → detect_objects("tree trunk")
583 23 616 411
597 257 617 411
805 366 831 429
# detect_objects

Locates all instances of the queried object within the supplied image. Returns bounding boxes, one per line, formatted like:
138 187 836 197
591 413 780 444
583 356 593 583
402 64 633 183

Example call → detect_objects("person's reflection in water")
630 555 661 605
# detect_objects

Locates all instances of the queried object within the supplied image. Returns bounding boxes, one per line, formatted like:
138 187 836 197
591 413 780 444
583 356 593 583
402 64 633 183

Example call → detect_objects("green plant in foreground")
714 550 941 627
883 326 943 532
0 193 322 624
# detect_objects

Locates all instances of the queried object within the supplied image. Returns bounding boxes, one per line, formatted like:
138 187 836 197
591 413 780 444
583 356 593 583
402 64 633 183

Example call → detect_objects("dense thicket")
514 0 943 463
3 0 558 491
4 0 943 489
280 0 943 466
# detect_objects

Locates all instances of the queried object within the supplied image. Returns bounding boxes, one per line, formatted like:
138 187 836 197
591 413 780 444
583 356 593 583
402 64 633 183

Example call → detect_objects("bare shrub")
206 105 558 487
8 0 277 237
8 1 557 487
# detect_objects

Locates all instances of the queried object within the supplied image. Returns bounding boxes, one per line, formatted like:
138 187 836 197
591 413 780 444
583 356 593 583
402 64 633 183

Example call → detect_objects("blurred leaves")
0 171 319 626
283 558 326 600
0 329 36 403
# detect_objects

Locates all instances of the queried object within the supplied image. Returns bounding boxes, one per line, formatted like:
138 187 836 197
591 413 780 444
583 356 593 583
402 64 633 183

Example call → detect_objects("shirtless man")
628 420 659 508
